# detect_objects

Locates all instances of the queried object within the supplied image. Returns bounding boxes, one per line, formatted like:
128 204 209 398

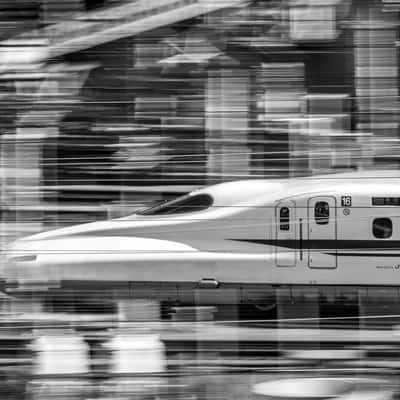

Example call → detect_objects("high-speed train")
4 170 400 306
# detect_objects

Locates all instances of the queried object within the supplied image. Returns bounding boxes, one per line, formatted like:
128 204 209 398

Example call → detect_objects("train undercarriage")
2 280 398 325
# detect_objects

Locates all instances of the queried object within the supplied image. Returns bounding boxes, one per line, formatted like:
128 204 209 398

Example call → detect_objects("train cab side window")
373 218 392 239
279 207 290 231
136 194 213 215
315 201 329 225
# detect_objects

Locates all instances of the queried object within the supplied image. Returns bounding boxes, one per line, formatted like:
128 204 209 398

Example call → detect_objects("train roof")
297 169 400 181
199 170 400 207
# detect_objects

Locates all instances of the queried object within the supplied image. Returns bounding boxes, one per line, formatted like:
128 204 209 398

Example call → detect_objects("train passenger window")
372 218 392 239
315 201 329 225
280 207 290 231
136 194 213 215
372 197 400 206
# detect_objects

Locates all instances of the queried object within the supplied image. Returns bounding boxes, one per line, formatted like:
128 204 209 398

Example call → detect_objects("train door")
307 196 337 269
275 201 296 267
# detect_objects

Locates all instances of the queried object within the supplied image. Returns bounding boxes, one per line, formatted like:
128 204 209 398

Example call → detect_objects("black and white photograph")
1 0 400 399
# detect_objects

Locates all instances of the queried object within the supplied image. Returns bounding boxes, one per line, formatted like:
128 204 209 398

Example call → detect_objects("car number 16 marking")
341 196 352 207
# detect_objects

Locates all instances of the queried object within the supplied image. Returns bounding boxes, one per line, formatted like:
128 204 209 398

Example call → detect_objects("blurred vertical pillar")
39 0 88 213
276 287 320 324
353 0 399 168
14 63 93 232
194 289 238 387
255 63 306 178
117 299 160 322
276 287 320 350
0 70 47 245
205 69 250 183
0 80 17 249
14 80 46 238
0 136 15 248
103 331 166 399
29 330 91 400
302 94 353 175
287 118 311 177
31 331 90 376
66 37 135 195
40 62 95 205
276 288 321 368
288 98 355 177
358 288 400 329
105 332 166 374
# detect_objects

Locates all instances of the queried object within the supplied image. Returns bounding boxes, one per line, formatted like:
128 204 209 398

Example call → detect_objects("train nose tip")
5 238 37 260
2 236 199 286
2 239 41 282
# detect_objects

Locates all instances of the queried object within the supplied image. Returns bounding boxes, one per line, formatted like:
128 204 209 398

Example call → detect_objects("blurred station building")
0 0 399 237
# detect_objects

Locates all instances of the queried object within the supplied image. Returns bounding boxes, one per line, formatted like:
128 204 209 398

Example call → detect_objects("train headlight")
9 255 37 262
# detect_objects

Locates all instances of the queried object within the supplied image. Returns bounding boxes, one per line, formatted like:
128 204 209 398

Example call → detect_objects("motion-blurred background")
1 0 398 243
2 2 400 398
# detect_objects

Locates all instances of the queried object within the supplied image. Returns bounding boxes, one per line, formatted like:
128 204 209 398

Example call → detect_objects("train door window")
314 201 329 225
372 218 392 239
276 201 296 267
280 207 290 230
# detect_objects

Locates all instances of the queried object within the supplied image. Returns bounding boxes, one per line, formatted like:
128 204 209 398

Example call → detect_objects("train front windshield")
136 193 213 216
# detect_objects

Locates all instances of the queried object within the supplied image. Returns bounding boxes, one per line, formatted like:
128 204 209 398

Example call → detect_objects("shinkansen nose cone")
4 235 198 283
19 219 133 241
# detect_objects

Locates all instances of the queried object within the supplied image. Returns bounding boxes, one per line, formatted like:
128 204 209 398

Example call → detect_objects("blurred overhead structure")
1 0 400 240
0 0 249 67
0 0 253 240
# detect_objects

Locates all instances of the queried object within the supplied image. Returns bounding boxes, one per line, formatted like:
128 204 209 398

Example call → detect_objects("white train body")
4 170 400 303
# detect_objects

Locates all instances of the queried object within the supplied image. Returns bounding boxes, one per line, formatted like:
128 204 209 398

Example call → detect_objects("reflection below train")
0 313 399 400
